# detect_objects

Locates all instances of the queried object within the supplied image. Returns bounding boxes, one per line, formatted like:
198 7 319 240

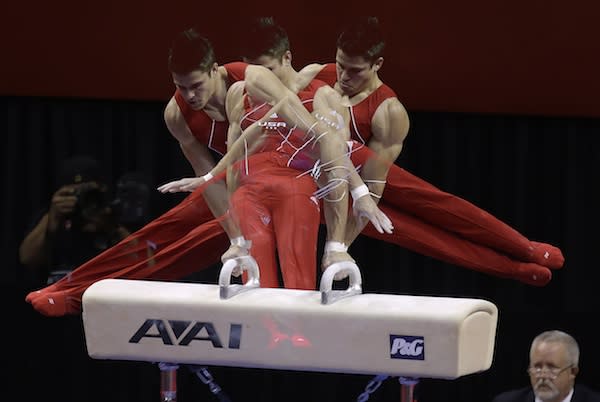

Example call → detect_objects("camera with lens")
109 173 151 231
71 182 113 225
68 173 151 231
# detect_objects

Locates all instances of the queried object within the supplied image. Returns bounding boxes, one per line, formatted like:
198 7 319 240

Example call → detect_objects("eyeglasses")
527 365 573 379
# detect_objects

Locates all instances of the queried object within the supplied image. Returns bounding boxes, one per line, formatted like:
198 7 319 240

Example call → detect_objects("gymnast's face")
172 64 218 110
244 51 291 82
335 49 382 98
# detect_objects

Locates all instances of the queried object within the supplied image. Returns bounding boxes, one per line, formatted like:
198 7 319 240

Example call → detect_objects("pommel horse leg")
158 362 178 402
357 374 419 402
399 376 419 402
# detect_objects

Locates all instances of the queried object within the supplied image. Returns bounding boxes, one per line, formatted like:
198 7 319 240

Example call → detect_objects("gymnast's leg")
349 146 563 269
26 189 211 298
271 167 320 290
26 189 228 316
360 201 553 286
230 179 281 289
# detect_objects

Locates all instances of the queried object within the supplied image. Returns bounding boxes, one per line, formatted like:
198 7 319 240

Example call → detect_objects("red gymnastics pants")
26 187 229 316
347 142 563 284
26 147 563 316
230 151 320 290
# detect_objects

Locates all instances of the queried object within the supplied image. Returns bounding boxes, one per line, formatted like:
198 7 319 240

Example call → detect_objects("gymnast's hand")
221 238 253 277
220 246 249 277
352 193 393 234
157 176 207 193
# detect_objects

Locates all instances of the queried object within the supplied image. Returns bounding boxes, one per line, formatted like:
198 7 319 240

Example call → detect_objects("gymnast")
25 18 564 317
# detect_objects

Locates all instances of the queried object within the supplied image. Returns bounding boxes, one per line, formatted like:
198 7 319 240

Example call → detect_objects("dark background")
3 1 599 401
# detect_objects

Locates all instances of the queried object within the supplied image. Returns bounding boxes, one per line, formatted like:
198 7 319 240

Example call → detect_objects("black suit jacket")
492 384 600 402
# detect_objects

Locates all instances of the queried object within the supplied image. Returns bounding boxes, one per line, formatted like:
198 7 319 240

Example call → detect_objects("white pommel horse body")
82 260 498 401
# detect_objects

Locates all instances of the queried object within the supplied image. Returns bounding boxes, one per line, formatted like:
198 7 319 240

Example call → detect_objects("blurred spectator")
19 155 131 285
492 330 600 402
19 155 155 402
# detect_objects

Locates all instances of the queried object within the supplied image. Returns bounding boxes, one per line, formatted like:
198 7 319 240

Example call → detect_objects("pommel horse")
82 258 498 401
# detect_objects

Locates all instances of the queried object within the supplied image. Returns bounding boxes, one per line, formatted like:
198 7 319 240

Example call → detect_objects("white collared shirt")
535 388 574 402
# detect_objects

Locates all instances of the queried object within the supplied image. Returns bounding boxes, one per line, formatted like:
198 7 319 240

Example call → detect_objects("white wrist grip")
325 241 347 253
350 184 369 201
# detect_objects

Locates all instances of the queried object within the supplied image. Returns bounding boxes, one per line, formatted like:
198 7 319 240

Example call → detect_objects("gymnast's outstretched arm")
344 97 409 245
157 83 285 193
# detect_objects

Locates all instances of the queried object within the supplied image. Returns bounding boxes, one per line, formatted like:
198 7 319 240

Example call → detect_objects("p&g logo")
389 335 425 360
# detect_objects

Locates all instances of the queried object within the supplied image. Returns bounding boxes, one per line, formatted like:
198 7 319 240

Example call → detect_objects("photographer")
19 155 130 285
19 156 156 402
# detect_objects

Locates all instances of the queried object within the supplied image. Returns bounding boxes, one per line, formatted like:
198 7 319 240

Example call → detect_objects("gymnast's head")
239 17 292 81
335 16 386 97
168 28 219 110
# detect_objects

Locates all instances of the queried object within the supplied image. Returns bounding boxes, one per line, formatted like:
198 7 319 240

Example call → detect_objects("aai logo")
129 319 242 349
389 335 425 360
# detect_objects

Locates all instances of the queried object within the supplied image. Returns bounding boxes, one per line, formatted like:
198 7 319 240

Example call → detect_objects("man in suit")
493 330 600 402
